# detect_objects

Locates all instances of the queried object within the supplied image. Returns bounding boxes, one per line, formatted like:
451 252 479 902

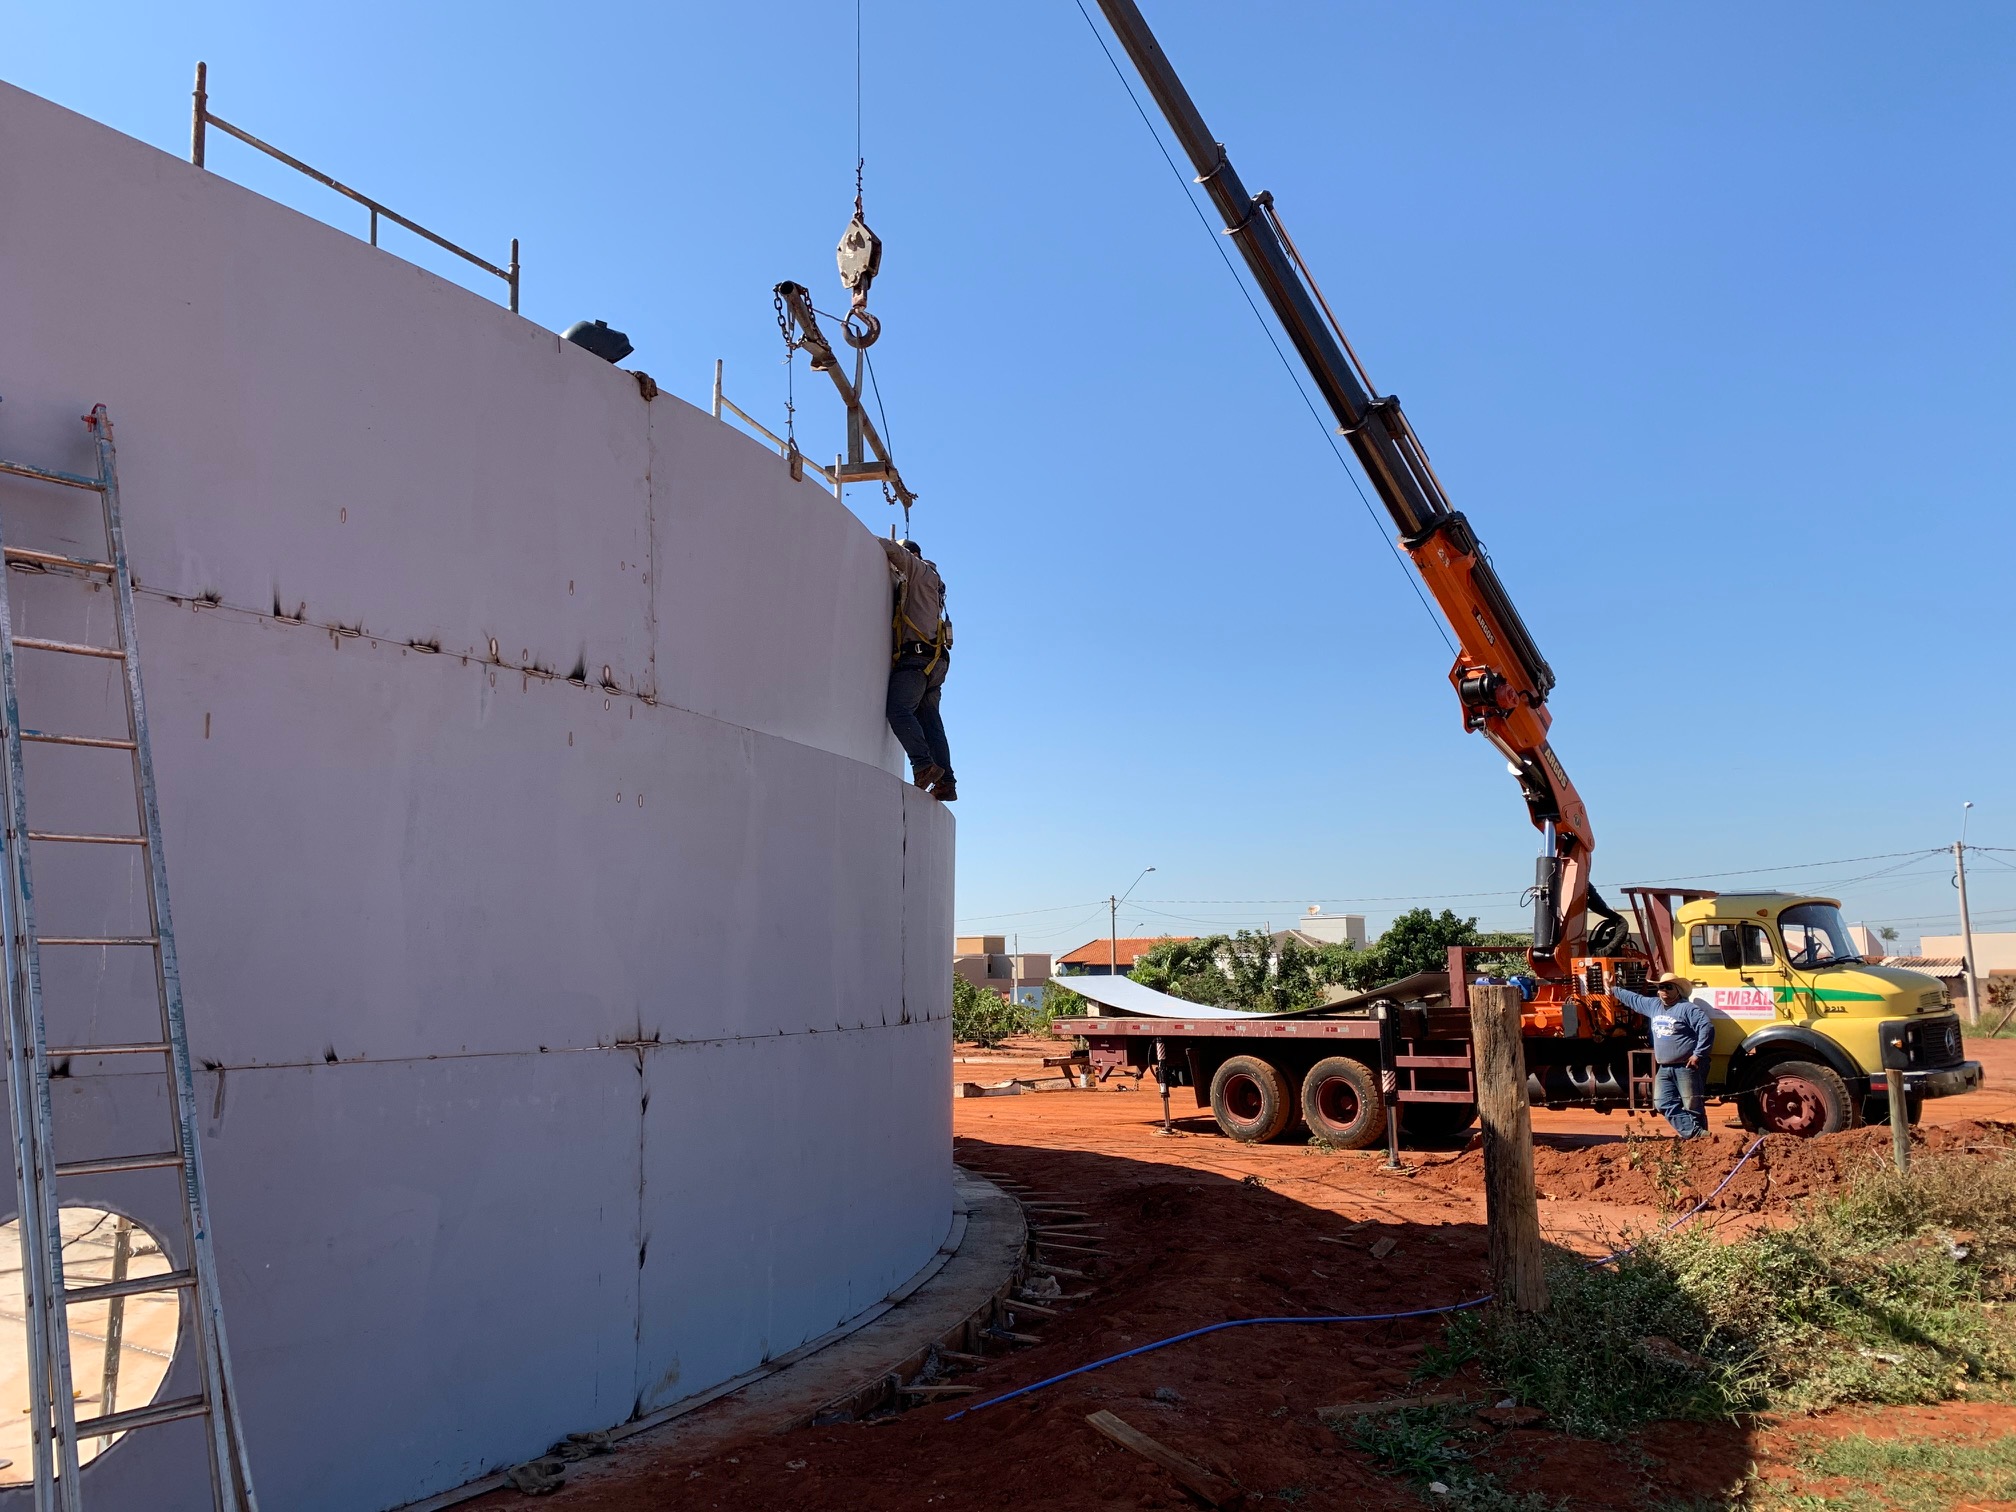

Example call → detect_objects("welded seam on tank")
162 1015 945 1076
114 580 898 776
643 391 660 697
630 1037 648 1414
899 788 909 1025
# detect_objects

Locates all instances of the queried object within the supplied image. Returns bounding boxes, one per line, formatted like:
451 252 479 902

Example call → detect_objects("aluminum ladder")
0 407 257 1510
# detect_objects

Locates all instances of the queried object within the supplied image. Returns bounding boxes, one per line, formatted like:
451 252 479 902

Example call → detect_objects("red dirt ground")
472 1037 2016 1511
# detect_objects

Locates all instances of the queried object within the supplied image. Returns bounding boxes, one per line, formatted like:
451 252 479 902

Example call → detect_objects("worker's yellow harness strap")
889 547 950 672
891 609 950 674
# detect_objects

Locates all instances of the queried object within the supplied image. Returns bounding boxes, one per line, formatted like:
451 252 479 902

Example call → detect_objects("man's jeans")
887 650 952 776
1653 1063 1706 1138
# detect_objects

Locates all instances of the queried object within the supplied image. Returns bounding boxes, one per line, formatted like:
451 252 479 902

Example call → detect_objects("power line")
1628 848 1947 884
954 899 1107 923
1137 890 1520 905
1069 0 1457 658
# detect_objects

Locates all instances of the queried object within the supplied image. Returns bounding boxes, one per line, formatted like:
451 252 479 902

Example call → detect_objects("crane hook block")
837 214 882 301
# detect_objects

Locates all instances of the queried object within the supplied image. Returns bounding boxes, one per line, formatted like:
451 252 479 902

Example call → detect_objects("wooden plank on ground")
1085 1409 1241 1508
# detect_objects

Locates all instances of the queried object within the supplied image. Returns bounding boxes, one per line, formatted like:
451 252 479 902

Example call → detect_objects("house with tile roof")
1056 935 1193 977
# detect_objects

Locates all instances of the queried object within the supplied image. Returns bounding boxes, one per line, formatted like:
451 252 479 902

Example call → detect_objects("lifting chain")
773 287 802 476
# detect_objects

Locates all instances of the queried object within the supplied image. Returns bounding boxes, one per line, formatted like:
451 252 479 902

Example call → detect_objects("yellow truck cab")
1637 889 1981 1135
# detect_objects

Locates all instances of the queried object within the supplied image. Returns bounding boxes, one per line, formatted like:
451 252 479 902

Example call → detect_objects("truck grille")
1907 1017 1965 1069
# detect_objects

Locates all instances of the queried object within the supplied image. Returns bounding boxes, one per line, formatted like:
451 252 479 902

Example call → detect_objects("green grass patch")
1347 1405 1562 1511
1748 1431 2016 1511
1438 1152 2016 1438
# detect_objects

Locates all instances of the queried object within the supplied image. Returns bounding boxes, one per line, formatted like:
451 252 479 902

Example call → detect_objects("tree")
1132 931 1375 1014
952 974 1024 1047
1039 981 1090 1023
1131 936 1235 1004
1369 907 1487 978
1126 911 1532 1017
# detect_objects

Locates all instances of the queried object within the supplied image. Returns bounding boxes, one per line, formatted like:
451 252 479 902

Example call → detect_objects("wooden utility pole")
1469 984 1548 1312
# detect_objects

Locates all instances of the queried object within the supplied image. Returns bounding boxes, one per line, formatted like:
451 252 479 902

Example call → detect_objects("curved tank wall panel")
0 79 953 1511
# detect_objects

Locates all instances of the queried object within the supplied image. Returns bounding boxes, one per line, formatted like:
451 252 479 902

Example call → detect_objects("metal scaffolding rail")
188 61 520 314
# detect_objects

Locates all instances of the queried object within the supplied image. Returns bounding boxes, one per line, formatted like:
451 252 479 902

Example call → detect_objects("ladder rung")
28 831 147 846
4 546 114 576
55 1151 183 1177
13 636 124 661
65 1267 194 1306
47 1041 170 1057
74 1393 208 1441
0 459 102 493
39 936 158 947
20 732 138 750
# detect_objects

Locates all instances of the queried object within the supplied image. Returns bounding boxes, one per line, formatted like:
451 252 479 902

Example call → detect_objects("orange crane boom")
1092 0 1627 979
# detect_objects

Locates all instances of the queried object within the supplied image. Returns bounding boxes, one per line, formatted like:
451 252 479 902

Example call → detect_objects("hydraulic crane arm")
1093 0 1600 974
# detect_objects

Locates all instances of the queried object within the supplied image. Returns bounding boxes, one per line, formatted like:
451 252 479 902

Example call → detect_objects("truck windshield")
1779 903 1862 969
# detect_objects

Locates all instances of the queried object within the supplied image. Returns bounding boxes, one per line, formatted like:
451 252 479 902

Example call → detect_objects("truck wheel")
1404 1101 1478 1140
1301 1057 1386 1149
1210 1055 1295 1143
1736 1060 1857 1137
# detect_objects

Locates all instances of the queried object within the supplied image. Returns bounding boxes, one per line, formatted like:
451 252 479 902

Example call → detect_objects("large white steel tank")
0 79 953 1511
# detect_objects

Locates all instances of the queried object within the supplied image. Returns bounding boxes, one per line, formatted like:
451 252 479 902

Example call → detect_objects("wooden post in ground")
1469 983 1548 1312
1886 1067 1911 1173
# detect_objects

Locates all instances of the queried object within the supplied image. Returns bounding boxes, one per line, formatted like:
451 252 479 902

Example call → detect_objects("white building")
1280 906 1368 949
1922 932 2016 974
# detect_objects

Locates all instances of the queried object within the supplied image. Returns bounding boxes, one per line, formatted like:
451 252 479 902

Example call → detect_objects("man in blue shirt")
1611 972 1717 1138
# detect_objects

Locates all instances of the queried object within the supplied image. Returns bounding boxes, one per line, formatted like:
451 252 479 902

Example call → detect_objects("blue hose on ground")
944 1300 1493 1421
1589 1135 1766 1265
947 1134 1770 1421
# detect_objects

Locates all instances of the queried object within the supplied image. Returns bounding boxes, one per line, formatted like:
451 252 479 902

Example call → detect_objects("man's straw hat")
1655 972 1691 992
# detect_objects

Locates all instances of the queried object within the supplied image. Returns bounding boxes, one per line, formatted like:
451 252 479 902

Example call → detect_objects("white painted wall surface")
0 80 952 1511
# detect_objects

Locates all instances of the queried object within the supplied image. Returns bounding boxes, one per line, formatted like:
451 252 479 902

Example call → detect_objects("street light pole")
1956 804 1982 1027
1109 866 1156 977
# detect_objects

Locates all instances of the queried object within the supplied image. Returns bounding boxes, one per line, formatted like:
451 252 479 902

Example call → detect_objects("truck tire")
1736 1059 1858 1137
1210 1055 1295 1143
1404 1101 1478 1140
1301 1057 1386 1149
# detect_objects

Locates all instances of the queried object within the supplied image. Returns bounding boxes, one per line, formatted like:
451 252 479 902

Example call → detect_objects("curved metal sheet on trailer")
1050 974 1263 1019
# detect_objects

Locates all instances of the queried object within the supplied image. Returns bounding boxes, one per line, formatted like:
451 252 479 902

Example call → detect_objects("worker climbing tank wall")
0 80 953 1512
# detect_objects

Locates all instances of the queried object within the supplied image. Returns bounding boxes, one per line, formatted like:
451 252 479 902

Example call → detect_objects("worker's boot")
931 772 958 803
912 762 947 792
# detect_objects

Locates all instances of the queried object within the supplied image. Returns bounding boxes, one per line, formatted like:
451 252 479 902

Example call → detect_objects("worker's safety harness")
893 586 951 676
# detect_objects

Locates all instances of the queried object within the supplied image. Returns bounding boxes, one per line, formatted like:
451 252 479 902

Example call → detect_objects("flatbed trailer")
1047 988 1654 1154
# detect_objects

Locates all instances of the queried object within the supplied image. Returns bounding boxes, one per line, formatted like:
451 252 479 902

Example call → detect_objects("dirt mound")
1421 1120 2016 1213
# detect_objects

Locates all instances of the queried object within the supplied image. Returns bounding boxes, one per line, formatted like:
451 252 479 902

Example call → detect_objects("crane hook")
836 210 883 348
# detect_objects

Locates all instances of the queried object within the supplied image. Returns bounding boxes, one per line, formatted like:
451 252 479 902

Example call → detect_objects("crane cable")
855 1 911 534
1070 0 1456 659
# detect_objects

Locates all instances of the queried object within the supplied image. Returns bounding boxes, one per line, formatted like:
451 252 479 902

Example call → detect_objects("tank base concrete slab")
410 1171 1024 1508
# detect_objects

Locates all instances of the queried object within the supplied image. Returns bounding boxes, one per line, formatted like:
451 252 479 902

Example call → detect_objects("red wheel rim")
1759 1074 1828 1135
1223 1074 1264 1123
1315 1075 1361 1130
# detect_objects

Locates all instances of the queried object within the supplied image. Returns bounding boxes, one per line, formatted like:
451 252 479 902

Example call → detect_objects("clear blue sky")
9 1 2013 956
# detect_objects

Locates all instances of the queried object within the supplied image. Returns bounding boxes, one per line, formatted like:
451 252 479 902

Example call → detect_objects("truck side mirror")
1720 931 1744 971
